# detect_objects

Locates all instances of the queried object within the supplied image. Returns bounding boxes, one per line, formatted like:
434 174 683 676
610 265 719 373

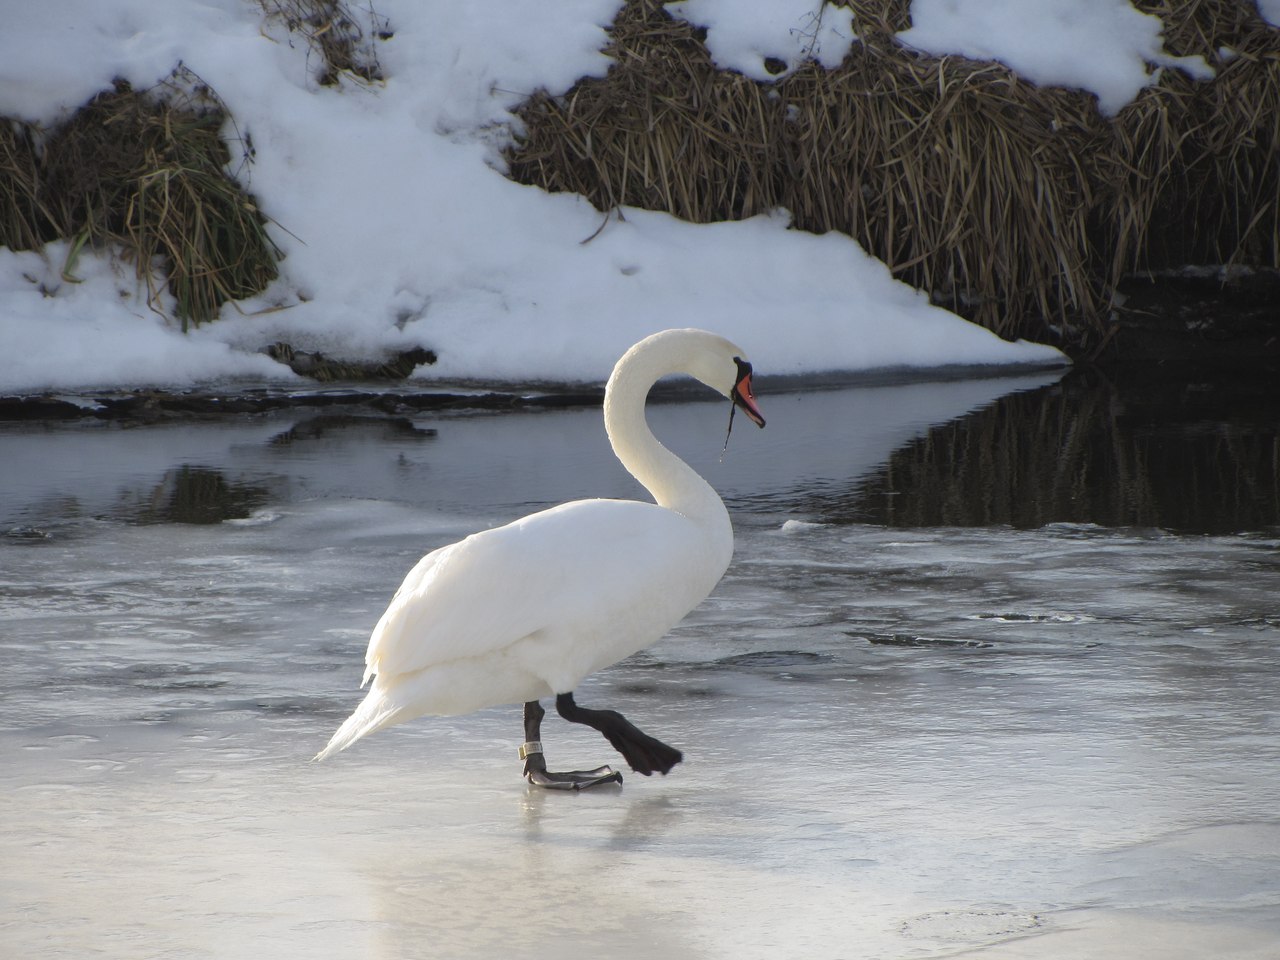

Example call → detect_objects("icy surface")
3 374 1279 958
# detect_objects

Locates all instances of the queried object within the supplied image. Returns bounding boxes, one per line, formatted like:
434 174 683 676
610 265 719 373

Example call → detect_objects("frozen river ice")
1 370 1278 958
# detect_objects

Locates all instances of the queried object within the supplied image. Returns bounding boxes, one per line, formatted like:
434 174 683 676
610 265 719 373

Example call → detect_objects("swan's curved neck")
603 340 727 525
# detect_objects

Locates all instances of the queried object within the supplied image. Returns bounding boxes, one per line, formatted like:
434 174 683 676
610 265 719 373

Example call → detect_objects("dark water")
819 368 1280 533
2 367 1277 959
4 368 1276 535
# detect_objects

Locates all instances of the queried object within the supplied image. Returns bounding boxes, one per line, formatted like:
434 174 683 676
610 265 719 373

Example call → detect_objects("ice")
3 373 1279 958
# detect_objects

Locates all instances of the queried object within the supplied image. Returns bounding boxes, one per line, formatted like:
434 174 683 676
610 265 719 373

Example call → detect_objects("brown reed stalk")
2 71 281 329
257 0 388 86
507 0 1280 351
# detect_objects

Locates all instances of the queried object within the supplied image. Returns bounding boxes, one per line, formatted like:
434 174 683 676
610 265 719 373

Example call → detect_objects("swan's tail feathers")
313 686 405 762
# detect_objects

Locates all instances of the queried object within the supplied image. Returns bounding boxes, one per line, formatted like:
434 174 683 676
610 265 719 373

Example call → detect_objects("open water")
2 367 1277 959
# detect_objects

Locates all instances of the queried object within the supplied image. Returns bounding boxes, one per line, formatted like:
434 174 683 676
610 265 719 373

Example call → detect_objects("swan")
314 328 766 789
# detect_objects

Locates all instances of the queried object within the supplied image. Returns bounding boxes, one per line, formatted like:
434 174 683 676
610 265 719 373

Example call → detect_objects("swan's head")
613 328 767 429
674 329 766 429
696 337 762 427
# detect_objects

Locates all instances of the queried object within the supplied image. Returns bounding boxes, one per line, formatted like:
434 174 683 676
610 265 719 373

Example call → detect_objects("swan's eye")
733 356 753 386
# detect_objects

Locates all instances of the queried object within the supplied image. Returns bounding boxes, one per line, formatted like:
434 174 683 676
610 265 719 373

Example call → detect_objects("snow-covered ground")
5 1 1275 394
0 0 1142 393
5 1 1278 394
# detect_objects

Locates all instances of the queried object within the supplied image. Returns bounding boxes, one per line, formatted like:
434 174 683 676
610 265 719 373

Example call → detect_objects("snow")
665 1 857 79
15 0 1254 394
897 0 1215 116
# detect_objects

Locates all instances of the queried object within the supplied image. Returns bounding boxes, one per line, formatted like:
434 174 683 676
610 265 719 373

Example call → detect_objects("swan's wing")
362 499 702 682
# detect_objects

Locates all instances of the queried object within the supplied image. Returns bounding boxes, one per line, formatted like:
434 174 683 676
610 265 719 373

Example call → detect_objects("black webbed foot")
519 700 624 790
555 692 683 776
520 740 623 790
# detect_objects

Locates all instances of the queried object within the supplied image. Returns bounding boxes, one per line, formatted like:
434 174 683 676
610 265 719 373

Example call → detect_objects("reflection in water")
129 465 270 525
266 414 437 447
826 370 1280 533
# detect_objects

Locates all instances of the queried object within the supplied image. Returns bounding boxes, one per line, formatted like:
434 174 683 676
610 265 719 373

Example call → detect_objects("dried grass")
0 122 51 252
507 0 1280 349
1 69 281 329
1 0 389 332
257 0 389 86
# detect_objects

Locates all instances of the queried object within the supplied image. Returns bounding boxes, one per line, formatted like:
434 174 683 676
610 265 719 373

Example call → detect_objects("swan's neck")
603 343 729 527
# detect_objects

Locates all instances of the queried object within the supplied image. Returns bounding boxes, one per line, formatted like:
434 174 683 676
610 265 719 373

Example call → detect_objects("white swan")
315 328 766 788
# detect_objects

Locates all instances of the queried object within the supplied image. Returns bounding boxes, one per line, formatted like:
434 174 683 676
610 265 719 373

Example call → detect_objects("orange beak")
731 362 766 428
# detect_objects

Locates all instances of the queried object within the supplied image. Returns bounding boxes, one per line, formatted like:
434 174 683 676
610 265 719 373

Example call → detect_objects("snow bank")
0 0 1065 395
897 0 1214 116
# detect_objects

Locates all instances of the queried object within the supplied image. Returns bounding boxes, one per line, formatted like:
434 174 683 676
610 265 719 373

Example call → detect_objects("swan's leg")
555 692 683 777
520 699 623 790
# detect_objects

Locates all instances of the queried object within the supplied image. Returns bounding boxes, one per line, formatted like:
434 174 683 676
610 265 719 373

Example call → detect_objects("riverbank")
5 1 1277 397
3 267 1273 424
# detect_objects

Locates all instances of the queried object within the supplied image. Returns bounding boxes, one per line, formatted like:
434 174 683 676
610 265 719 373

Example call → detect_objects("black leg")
520 699 623 790
555 691 683 777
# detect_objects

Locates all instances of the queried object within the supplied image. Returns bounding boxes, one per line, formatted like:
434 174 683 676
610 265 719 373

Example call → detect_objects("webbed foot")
520 741 623 790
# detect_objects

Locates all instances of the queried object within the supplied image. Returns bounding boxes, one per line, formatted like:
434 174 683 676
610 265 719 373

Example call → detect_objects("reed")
0 1 386 330
507 0 1280 351
2 70 280 329
0 122 52 252
257 0 388 86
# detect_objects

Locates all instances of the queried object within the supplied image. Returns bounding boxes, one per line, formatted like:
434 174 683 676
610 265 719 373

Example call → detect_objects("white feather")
315 328 757 761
